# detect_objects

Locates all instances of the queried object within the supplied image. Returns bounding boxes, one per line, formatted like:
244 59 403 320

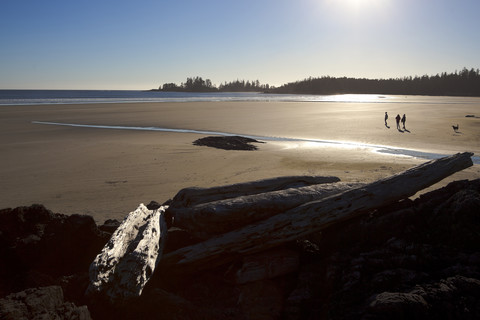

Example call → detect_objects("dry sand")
1 97 479 223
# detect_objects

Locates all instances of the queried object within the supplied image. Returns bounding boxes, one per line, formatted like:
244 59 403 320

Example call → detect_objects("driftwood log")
170 182 363 239
87 204 168 301
158 152 474 272
168 175 341 208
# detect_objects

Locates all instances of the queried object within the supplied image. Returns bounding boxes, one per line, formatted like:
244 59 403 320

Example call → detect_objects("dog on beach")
452 124 459 132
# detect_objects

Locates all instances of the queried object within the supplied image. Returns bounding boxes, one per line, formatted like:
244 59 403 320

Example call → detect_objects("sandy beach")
1 97 480 223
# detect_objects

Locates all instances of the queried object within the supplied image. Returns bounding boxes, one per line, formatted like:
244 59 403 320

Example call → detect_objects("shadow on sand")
396 126 410 133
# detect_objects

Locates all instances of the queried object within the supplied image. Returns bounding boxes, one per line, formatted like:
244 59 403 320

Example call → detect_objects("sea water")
2 89 479 106
0 90 403 105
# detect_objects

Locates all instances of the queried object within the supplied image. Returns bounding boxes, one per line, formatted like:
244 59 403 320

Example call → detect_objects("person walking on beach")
401 114 406 129
384 112 389 127
395 114 401 130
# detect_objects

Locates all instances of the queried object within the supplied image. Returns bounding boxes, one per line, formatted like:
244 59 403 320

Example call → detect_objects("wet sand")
1 98 479 223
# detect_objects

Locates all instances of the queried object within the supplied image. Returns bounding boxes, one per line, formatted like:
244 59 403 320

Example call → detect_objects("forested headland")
156 77 271 93
154 68 480 97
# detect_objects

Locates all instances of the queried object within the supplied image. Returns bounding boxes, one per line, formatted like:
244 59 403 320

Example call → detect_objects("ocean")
2 89 479 106
0 90 410 105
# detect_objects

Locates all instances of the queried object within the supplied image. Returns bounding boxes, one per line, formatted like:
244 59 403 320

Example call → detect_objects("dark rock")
368 292 430 319
193 135 264 150
0 286 91 320
367 276 480 319
422 188 480 249
146 200 162 210
0 204 109 296
285 179 480 319
98 219 121 233
163 227 202 254
1 178 480 319
146 200 174 228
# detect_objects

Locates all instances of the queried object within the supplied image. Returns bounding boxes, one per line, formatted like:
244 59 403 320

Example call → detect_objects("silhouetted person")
401 114 406 129
395 114 401 130
384 112 388 127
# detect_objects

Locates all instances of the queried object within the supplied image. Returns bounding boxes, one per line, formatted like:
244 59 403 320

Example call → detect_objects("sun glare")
337 0 384 8
321 0 390 18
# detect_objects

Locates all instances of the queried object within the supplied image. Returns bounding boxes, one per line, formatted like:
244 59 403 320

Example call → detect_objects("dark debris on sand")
193 135 264 151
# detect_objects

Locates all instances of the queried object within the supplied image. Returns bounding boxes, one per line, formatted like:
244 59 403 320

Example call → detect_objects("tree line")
154 68 480 96
156 77 269 92
271 68 480 96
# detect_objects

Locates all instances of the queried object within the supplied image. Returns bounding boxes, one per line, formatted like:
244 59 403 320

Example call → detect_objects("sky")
1 0 479 90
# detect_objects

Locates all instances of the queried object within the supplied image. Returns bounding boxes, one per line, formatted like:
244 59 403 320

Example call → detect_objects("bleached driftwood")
224 248 300 284
159 152 474 272
168 175 341 208
171 182 363 239
86 204 168 301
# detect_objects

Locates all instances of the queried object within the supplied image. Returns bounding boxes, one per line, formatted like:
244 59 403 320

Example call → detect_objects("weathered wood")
224 248 300 284
87 204 168 301
168 175 341 208
171 182 363 239
158 152 474 272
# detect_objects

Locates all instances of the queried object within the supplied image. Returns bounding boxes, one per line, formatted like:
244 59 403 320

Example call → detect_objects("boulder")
368 276 480 319
282 179 480 319
98 219 121 234
193 135 264 150
0 286 91 320
224 248 300 284
0 204 109 296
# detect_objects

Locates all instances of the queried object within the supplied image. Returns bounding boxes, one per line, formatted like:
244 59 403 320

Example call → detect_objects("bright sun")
321 0 390 19
324 0 386 8
339 0 384 9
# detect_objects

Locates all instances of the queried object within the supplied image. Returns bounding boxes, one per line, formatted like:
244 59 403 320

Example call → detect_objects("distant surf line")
32 121 479 164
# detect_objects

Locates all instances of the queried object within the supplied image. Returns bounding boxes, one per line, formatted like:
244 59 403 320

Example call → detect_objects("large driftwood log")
171 182 363 239
87 204 168 301
169 175 341 208
158 152 474 272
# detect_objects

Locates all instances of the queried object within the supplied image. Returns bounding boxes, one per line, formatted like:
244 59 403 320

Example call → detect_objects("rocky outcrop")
98 219 121 233
0 286 91 320
1 154 479 319
193 135 264 150
282 178 480 319
0 204 110 297
368 276 480 319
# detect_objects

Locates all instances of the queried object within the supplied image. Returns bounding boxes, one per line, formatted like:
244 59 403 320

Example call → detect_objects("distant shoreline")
153 69 480 97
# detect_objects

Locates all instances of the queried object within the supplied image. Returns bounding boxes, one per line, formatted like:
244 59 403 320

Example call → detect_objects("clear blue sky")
1 0 479 90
